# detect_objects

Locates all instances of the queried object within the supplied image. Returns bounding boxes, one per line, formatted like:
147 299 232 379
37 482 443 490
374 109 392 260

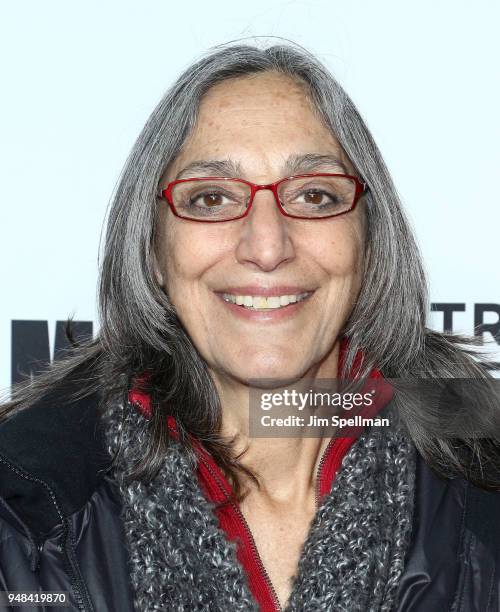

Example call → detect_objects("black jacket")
0 386 499 612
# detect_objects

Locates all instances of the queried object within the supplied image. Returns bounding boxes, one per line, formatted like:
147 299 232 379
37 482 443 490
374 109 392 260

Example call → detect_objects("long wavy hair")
2 39 500 497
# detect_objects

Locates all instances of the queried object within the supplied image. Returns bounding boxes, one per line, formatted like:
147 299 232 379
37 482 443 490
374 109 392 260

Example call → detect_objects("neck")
209 342 341 505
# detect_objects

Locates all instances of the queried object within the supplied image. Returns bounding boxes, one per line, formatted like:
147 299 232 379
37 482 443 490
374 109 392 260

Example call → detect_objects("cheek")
160 221 225 299
163 226 198 296
320 220 366 283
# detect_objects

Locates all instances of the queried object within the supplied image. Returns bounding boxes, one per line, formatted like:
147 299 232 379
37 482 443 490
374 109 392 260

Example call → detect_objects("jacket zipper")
198 453 283 611
0 454 94 612
192 435 337 612
314 436 336 508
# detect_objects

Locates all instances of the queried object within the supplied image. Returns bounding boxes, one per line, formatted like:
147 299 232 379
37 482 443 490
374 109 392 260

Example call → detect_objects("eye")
287 187 344 210
298 189 342 207
190 189 235 208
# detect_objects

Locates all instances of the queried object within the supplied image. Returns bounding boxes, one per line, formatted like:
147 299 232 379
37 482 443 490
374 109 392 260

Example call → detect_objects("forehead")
165 71 353 181
200 71 313 111
195 71 333 140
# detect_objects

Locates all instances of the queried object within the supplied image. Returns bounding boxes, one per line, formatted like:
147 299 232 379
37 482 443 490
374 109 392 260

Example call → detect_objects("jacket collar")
0 371 111 537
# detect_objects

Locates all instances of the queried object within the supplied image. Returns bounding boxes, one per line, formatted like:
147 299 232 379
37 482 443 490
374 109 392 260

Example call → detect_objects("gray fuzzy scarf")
101 400 416 612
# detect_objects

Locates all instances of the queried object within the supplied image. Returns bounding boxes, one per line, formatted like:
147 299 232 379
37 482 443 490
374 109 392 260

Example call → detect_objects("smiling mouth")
220 291 313 311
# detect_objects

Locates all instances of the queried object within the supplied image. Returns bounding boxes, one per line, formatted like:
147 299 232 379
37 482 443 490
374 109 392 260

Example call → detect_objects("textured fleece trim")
102 397 416 611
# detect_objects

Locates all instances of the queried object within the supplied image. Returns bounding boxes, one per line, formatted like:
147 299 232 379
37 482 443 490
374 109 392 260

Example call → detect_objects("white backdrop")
1 0 499 391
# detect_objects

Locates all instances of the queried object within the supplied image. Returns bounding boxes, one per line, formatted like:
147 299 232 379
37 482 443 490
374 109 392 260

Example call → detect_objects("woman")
1 41 499 612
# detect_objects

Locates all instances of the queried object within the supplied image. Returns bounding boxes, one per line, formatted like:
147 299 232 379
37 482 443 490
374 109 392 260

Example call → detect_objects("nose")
234 186 295 272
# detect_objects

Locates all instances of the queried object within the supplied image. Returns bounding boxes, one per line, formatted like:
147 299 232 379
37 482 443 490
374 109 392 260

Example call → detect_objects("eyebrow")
174 153 349 180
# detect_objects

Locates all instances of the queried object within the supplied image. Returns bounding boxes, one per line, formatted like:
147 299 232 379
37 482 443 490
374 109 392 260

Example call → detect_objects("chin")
227 360 308 388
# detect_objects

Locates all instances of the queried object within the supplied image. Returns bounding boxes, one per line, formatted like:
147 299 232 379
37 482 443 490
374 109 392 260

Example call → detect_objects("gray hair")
4 40 500 493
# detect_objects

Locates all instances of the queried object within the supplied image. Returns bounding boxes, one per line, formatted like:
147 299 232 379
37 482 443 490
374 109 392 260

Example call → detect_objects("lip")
214 285 316 297
213 289 315 322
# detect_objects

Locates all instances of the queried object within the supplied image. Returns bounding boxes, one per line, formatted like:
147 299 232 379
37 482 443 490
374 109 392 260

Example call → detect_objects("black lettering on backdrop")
11 320 93 385
11 321 50 385
474 304 500 342
431 303 466 332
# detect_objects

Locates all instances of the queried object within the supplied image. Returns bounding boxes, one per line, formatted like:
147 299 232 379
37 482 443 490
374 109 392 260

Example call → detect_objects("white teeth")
253 296 267 309
221 292 311 310
266 297 281 308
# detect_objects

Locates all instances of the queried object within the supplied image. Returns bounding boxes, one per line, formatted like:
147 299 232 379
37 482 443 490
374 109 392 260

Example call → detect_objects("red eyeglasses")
157 173 368 222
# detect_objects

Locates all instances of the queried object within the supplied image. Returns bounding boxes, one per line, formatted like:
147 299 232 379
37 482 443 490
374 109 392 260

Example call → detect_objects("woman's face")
155 71 367 386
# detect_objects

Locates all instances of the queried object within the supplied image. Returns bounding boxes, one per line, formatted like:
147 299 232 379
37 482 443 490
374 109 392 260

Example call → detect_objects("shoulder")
0 366 113 537
413 447 500 549
397 448 500 611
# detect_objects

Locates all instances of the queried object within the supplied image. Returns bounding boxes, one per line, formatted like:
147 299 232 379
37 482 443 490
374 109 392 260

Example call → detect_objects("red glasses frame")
157 173 368 222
